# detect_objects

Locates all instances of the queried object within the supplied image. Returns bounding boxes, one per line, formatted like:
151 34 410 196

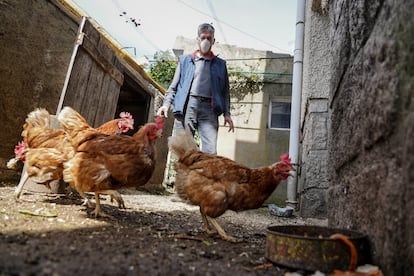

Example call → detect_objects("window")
269 100 291 129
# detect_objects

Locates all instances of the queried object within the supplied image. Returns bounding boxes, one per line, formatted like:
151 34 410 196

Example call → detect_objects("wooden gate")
58 17 124 127
18 17 126 194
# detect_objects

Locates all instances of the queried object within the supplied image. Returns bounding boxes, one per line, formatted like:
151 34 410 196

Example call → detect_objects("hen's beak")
128 124 134 130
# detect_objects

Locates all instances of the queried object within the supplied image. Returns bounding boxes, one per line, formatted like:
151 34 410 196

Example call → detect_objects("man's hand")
224 115 234 132
157 106 169 118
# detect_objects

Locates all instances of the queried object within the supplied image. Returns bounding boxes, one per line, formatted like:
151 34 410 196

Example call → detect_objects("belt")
191 95 211 102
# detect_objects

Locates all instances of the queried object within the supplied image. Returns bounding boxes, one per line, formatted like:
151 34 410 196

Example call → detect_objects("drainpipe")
56 16 86 114
287 0 305 208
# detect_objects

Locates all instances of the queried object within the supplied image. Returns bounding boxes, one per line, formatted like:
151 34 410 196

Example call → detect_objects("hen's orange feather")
168 129 293 241
58 106 163 217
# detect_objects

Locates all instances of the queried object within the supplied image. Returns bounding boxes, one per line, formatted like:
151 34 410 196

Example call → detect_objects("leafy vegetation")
148 51 264 100
148 51 177 89
228 67 263 102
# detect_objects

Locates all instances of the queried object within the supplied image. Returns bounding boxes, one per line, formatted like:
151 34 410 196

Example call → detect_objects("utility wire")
177 0 290 53
206 0 228 44
111 0 161 52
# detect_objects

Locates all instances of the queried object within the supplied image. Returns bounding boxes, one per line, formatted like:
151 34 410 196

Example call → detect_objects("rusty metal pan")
265 225 371 273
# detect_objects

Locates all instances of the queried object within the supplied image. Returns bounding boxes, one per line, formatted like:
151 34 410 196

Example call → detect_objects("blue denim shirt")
163 53 231 118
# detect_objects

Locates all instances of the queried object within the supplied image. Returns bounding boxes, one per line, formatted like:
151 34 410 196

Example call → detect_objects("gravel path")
0 184 327 275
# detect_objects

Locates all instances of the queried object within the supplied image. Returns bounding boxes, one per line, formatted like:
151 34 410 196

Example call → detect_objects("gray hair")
197 23 215 37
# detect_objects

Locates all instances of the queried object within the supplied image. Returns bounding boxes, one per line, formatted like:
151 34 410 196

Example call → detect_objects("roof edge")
55 0 166 94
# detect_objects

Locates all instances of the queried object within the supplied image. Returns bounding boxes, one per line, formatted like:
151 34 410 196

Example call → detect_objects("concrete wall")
173 37 293 204
327 0 414 274
0 0 77 180
298 0 331 217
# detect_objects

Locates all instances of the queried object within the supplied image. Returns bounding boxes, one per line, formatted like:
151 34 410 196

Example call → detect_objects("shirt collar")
192 50 216 60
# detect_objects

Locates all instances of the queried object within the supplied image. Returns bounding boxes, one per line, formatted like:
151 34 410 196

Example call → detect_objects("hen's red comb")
119 111 134 127
119 112 132 120
155 116 164 130
15 141 26 155
280 153 291 165
14 141 27 161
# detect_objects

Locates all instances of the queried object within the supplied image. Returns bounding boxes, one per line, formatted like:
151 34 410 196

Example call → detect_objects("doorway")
116 74 151 135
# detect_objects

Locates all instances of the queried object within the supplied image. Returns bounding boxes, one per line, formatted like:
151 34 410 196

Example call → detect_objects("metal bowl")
265 225 371 273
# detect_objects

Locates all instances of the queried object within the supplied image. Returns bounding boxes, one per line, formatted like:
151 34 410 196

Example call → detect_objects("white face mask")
199 39 211 54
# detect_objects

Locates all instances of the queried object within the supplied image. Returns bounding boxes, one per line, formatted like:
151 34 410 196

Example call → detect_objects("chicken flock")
10 108 135 201
8 106 294 242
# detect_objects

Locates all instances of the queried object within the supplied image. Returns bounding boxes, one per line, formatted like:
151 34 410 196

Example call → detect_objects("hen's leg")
93 192 104 217
201 213 216 235
101 190 125 209
78 190 93 208
207 216 239 243
93 193 113 218
15 169 29 199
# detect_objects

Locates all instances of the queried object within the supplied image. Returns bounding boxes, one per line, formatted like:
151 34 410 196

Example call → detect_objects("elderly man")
157 23 234 154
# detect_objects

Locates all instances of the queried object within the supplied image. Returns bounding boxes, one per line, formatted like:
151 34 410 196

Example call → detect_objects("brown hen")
13 108 74 199
168 129 294 242
13 108 134 201
58 106 163 217
95 111 134 134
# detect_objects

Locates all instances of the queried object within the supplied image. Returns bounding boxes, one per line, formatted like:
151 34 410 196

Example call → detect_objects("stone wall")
299 0 331 218
327 0 414 274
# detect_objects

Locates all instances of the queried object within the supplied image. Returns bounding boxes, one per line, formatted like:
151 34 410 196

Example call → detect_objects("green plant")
148 51 177 89
228 66 263 102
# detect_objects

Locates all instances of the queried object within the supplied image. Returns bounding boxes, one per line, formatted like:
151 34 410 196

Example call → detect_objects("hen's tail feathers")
168 129 198 159
22 108 50 138
57 106 93 142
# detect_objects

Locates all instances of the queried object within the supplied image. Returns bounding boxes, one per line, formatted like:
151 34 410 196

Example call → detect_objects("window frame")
268 98 291 130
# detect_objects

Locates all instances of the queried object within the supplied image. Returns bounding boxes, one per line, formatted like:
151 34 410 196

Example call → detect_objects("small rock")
268 204 294 217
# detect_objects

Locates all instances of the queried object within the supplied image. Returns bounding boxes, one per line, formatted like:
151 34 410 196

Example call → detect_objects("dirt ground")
0 182 327 276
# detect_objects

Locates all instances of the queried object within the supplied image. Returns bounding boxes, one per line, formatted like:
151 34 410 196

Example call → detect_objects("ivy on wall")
228 66 264 102
149 51 264 101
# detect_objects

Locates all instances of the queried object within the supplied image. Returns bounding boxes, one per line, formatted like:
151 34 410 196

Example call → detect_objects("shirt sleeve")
163 62 181 109
223 62 231 117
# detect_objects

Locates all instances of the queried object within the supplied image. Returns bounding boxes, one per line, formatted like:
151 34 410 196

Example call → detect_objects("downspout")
287 0 306 208
56 16 86 114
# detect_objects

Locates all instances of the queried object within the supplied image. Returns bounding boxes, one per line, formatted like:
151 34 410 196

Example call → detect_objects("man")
157 23 234 154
